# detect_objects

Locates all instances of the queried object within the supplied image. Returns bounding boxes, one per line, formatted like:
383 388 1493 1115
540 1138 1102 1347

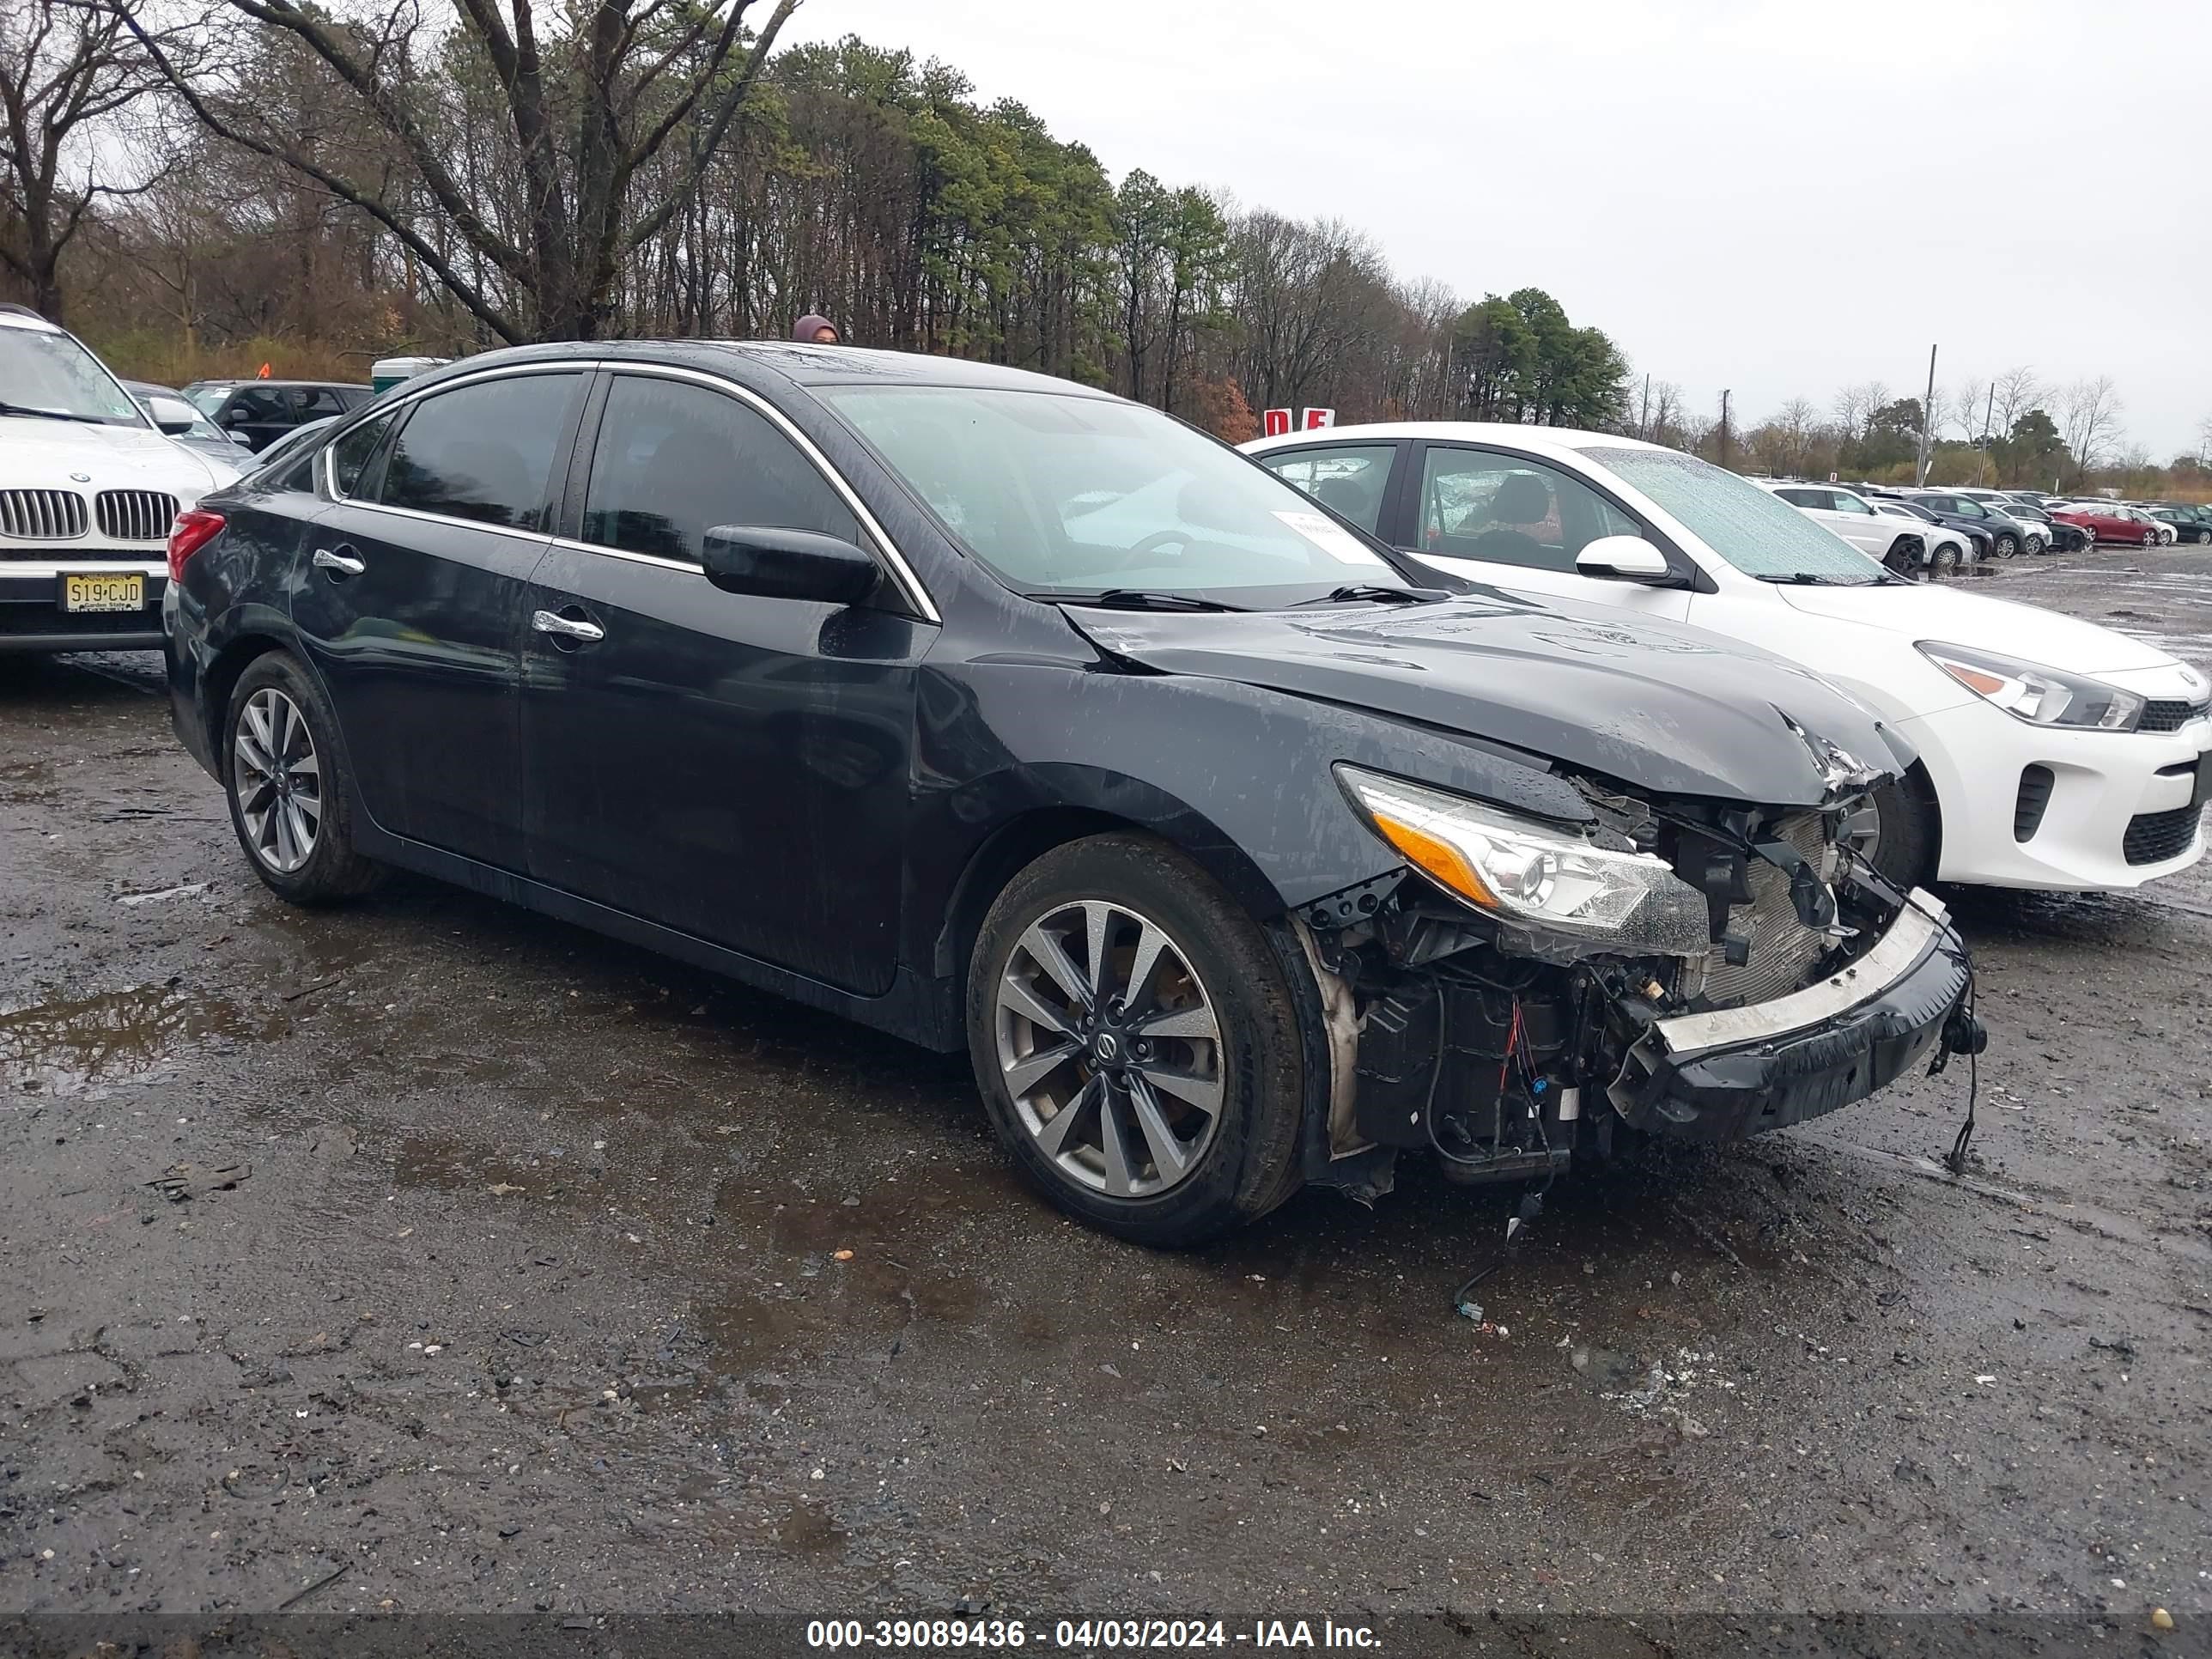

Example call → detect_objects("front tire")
2026 532 2048 556
2143 529 2159 548
223 653 384 904
967 834 1307 1247
1992 532 2019 560
1927 540 1960 580
1844 770 1938 890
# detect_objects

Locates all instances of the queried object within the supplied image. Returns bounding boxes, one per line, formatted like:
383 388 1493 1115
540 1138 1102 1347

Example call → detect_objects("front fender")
901 657 1594 971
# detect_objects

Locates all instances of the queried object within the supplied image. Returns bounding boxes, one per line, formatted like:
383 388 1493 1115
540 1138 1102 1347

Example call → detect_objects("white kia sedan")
1245 423 2210 891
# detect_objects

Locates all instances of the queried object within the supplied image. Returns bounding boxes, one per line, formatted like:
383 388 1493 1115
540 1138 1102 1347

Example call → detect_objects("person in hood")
793 314 840 344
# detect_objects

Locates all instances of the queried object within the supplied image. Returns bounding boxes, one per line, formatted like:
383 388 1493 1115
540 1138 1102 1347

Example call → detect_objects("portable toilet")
371 356 449 392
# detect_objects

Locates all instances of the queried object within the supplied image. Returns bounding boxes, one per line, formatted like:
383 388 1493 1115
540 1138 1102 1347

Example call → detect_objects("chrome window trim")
322 358 604 516
546 537 694 575
575 362 940 624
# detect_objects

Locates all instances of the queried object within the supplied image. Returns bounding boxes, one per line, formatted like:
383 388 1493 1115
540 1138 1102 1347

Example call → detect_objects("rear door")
1384 441 1692 621
291 368 587 870
520 368 928 994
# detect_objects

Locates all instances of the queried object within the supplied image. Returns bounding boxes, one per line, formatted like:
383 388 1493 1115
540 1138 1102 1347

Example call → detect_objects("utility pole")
1639 373 1650 440
1979 384 1996 485
1914 343 1937 485
1718 388 1731 469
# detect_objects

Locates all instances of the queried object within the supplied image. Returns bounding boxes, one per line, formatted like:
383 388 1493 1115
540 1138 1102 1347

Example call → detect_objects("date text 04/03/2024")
805 1618 1381 1650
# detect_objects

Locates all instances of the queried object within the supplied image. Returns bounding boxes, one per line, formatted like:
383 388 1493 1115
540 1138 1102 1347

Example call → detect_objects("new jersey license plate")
61 574 144 612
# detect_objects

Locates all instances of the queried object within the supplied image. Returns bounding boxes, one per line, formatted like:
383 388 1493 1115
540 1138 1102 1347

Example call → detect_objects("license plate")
61 574 144 613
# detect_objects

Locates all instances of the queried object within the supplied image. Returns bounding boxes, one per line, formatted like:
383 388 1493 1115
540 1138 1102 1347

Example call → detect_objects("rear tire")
222 653 384 905
2143 529 2159 547
966 834 1308 1247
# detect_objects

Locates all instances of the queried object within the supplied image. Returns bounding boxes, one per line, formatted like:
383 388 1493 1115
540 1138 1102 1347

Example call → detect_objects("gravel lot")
2 550 2207 1634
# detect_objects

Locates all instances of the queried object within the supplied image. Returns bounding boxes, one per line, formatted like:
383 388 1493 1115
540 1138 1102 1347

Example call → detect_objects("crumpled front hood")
0 416 227 495
1068 591 1911 808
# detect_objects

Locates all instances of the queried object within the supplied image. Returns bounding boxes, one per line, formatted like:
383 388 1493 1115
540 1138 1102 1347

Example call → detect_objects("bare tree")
2059 376 2124 481
1948 378 1990 441
124 0 800 342
1831 380 1888 443
0 0 179 319
1990 365 2044 436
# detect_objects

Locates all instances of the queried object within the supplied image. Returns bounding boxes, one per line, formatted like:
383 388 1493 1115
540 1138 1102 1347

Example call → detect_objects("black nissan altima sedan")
162 342 1979 1246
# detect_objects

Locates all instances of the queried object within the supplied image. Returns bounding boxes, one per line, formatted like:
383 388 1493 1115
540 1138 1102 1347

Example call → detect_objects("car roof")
0 305 64 334
386 339 1124 403
191 378 369 391
1248 419 1668 460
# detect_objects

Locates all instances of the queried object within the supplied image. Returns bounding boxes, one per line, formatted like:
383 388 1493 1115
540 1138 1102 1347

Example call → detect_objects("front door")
1389 442 1692 622
520 370 927 995
290 369 586 871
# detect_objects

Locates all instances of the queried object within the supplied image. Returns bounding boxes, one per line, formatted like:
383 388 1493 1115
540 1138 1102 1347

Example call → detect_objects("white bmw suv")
0 304 239 652
1246 422 2211 892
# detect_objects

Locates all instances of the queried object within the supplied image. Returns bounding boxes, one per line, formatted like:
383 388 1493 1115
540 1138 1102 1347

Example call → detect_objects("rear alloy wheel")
968 834 1306 1246
224 653 383 904
2144 529 2159 548
1992 532 2019 560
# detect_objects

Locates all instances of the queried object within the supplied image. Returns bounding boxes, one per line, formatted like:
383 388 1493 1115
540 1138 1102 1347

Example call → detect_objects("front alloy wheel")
2144 529 2159 547
968 834 1308 1246
1993 532 2019 559
995 900 1223 1199
1928 541 1960 580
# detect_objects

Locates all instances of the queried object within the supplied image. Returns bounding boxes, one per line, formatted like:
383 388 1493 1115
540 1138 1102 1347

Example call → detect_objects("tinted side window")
331 413 395 498
1776 488 1828 509
1413 448 1638 572
379 374 580 530
1255 444 1398 536
580 375 859 563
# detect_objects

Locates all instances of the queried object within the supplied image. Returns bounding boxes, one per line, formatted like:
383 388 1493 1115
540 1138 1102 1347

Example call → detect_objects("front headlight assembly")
1334 765 1711 957
1917 641 2145 730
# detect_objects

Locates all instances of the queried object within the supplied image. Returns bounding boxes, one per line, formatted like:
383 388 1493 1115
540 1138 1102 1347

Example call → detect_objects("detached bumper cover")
1611 894 1970 1141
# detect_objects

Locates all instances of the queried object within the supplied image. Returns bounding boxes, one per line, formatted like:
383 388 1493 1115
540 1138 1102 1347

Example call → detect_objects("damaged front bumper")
1608 892 1970 1142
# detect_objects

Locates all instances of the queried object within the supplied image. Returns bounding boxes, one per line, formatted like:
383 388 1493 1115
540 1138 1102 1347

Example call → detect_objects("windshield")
820 385 1413 605
185 385 234 416
0 327 145 425
1575 445 1885 585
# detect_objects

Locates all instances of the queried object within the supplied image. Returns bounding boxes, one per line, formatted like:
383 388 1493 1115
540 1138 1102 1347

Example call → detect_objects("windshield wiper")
1034 588 1248 612
1755 573 1859 586
1286 584 1443 607
0 401 116 425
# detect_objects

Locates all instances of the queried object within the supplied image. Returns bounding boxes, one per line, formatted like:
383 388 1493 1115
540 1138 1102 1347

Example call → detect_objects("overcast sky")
784 0 2209 457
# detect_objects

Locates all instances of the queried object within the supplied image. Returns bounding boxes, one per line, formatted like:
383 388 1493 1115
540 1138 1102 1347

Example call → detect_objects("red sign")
1301 407 1335 429
1262 408 1293 438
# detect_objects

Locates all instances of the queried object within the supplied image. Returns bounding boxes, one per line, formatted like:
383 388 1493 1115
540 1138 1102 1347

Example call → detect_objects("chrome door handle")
532 608 605 643
313 546 365 577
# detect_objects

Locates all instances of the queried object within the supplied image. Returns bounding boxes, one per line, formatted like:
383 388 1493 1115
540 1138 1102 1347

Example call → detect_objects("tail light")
167 508 226 582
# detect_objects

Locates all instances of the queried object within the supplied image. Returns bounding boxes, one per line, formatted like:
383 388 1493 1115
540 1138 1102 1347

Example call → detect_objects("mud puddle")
0 980 278 1096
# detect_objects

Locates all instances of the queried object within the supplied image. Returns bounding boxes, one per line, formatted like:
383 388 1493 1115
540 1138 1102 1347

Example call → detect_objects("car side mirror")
145 396 197 436
1575 534 1675 584
219 409 246 426
701 525 881 606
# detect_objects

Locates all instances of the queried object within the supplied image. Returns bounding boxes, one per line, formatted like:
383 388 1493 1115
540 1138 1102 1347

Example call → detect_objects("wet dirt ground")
2 549 2207 1626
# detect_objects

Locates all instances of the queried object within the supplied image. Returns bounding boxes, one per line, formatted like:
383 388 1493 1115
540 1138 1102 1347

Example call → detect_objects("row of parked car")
1755 477 2209 578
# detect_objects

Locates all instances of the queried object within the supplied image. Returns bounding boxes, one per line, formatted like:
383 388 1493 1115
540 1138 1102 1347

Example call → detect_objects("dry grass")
77 327 379 390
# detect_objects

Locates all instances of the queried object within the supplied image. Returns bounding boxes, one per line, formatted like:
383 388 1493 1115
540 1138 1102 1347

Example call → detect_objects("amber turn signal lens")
1367 811 1498 909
